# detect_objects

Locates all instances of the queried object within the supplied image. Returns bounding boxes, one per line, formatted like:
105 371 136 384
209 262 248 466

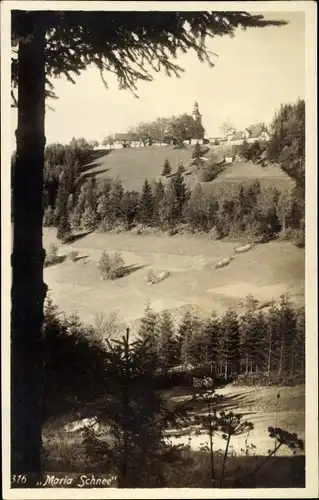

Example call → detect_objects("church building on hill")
110 101 207 148
192 101 202 127
189 101 205 144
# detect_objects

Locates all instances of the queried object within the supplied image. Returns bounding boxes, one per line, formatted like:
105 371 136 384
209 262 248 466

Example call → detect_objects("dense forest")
135 294 305 384
44 291 305 421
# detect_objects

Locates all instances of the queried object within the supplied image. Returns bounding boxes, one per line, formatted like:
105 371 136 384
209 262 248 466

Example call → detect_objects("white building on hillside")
227 123 270 145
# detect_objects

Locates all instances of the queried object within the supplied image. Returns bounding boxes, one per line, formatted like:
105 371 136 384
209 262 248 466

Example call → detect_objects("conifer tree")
43 295 60 327
177 310 197 366
152 179 165 226
108 178 124 225
264 303 280 376
256 186 280 237
95 181 113 228
61 149 77 192
80 205 98 231
268 99 305 184
293 307 305 377
84 329 185 487
161 158 172 176
186 313 205 366
83 176 98 213
239 308 266 374
121 190 139 229
185 183 209 231
75 183 88 217
260 298 303 379
68 207 82 232
56 176 72 241
202 312 221 372
218 308 240 378
70 158 80 193
172 164 188 219
54 176 69 227
157 310 178 374
96 193 109 221
277 295 297 377
137 303 159 357
137 179 154 225
96 178 112 199
159 180 178 229
57 213 71 242
276 189 294 236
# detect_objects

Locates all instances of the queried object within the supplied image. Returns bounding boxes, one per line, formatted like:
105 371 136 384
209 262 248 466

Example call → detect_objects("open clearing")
44 228 304 330
86 145 193 191
85 146 293 192
165 384 305 456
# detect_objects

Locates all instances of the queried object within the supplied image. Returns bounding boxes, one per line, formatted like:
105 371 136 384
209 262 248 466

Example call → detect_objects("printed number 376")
12 475 27 484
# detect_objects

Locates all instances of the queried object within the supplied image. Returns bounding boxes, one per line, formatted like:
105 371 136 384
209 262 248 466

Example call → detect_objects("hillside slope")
84 145 293 192
85 145 193 191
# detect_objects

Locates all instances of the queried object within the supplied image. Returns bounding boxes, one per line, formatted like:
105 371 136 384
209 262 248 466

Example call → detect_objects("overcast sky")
11 11 305 145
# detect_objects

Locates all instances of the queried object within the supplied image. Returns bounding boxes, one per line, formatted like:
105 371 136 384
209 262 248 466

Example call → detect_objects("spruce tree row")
136 295 305 382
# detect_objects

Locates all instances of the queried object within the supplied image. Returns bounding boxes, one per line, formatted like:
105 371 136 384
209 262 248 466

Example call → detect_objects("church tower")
192 101 202 125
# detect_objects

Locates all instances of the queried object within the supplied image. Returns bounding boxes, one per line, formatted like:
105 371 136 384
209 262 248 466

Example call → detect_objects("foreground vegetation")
43 439 305 488
41 295 304 487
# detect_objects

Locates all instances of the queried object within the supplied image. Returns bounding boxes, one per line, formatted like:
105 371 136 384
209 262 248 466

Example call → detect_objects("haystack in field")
234 243 253 254
213 256 233 270
145 269 170 285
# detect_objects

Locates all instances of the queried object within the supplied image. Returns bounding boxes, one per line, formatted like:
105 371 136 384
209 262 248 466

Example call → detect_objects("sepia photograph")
1 1 318 498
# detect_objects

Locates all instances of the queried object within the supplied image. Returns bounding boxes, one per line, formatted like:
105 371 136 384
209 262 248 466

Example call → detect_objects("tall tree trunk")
208 402 215 487
11 14 47 476
267 331 273 378
290 349 295 377
278 333 284 377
